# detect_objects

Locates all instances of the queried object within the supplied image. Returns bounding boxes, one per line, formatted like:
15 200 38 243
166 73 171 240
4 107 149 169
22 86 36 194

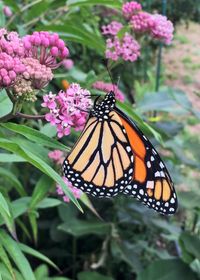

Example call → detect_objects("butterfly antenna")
104 60 116 95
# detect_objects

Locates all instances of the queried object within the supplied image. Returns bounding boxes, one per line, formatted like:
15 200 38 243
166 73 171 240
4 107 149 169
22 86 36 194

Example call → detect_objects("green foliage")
0 0 199 279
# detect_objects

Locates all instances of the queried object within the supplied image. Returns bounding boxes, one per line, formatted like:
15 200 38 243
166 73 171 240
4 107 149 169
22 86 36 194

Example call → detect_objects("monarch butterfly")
63 91 178 215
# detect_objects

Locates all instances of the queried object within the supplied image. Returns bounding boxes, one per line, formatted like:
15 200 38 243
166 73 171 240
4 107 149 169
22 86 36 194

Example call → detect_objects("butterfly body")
63 91 178 215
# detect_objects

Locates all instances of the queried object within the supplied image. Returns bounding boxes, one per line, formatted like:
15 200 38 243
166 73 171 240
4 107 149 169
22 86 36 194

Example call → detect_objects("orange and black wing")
63 110 134 197
115 107 178 215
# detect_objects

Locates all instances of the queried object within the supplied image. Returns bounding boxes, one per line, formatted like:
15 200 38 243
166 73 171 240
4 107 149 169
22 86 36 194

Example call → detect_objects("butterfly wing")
63 110 134 197
115 107 178 215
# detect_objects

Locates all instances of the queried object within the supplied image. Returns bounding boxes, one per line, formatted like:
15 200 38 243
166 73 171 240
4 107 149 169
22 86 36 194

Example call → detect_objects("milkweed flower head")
0 28 70 103
23 31 69 69
130 12 155 33
42 83 93 138
150 14 174 45
93 81 125 102
102 1 174 62
122 1 142 19
56 177 82 203
105 33 140 62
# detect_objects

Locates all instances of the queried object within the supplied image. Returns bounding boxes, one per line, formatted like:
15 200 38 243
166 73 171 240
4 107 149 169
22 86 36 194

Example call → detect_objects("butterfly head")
91 91 116 119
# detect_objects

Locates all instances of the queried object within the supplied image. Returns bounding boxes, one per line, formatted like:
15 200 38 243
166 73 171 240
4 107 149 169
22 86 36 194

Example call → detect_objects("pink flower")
105 33 140 62
42 83 93 138
130 12 155 33
0 29 24 57
122 1 142 19
48 150 64 165
45 113 59 125
93 81 125 102
150 14 174 45
0 52 25 87
23 31 69 69
22 57 53 89
42 93 56 109
3 6 12 17
62 59 74 70
56 177 82 203
102 21 123 36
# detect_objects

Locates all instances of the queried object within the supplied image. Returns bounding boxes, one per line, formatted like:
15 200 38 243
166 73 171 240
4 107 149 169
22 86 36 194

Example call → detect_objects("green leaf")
137 259 198 280
0 167 26 196
67 0 122 9
1 122 68 151
0 3 6 28
179 232 200 261
0 230 36 280
29 175 53 209
37 198 61 209
0 90 12 118
25 0 49 21
0 153 26 162
58 220 110 237
0 243 15 280
0 138 82 211
28 211 38 244
78 271 114 280
111 240 142 273
19 243 59 271
0 192 11 217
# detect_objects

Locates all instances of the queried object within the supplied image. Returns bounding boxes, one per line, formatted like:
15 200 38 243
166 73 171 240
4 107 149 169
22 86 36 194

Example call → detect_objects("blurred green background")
0 0 200 279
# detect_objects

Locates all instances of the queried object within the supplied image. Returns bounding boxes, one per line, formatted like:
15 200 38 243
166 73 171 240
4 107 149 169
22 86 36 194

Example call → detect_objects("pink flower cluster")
22 57 53 89
150 14 174 45
122 1 142 19
105 33 140 62
93 81 125 102
0 28 70 101
42 83 92 138
102 1 174 61
0 52 25 87
48 150 64 165
23 31 69 69
130 12 155 33
56 177 82 203
102 21 123 36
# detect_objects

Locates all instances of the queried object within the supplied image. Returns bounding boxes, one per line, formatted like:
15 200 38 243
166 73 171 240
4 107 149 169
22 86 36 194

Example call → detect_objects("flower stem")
15 113 45 120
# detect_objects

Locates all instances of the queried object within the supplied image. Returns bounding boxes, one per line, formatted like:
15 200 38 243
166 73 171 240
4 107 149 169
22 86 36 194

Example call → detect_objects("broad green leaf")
34 264 48 279
0 90 12 118
37 198 61 209
1 123 68 151
67 0 122 9
29 175 53 209
19 243 59 271
0 230 36 280
0 153 26 162
0 167 26 196
137 259 198 280
0 244 15 280
58 220 110 237
40 123 57 138
180 232 200 261
25 0 49 21
78 271 113 280
0 138 82 211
